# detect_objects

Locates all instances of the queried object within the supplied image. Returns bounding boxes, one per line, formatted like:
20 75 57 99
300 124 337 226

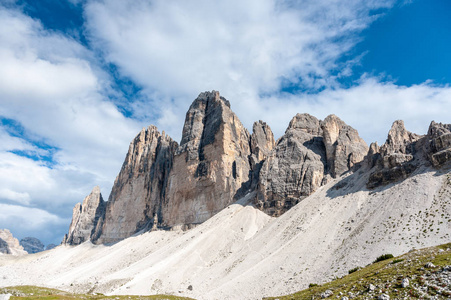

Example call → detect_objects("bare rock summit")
0 229 26 255
63 186 105 245
255 114 368 216
163 91 252 228
20 237 44 254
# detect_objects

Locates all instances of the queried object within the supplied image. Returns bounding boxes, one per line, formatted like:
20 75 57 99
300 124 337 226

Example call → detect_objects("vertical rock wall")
63 186 105 245
162 91 252 228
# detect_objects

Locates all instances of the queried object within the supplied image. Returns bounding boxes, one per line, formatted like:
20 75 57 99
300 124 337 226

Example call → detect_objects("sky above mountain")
0 0 450 246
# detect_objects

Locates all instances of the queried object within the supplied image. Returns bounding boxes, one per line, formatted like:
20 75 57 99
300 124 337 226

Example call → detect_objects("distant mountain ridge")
63 91 451 245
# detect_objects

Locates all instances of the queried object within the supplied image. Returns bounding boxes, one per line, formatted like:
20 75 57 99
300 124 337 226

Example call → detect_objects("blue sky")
0 0 450 246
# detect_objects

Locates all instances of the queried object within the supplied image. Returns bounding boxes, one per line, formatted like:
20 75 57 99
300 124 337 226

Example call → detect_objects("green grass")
0 286 195 300
264 243 451 299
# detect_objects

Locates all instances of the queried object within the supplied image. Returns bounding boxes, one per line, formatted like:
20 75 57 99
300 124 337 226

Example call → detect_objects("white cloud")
84 0 397 140
0 5 143 244
0 203 68 245
252 78 451 144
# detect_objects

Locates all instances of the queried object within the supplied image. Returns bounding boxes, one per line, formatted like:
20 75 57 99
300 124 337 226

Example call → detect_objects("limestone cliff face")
63 186 105 245
69 91 451 245
255 114 327 216
0 229 26 255
426 121 451 167
94 126 178 244
254 114 368 216
321 114 368 177
162 91 252 228
366 120 451 189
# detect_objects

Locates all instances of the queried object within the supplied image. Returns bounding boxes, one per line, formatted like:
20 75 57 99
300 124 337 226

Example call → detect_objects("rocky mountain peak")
0 229 26 255
381 120 421 156
164 90 251 228
63 186 105 245
250 120 275 162
20 237 44 254
62 90 451 246
426 121 451 167
321 114 368 177
286 113 322 137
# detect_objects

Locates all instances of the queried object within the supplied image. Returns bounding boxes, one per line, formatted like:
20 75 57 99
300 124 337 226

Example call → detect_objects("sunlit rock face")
163 91 252 228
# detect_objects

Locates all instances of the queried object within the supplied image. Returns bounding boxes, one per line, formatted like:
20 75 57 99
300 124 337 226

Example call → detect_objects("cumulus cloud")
0 4 143 244
84 0 397 140
253 78 451 143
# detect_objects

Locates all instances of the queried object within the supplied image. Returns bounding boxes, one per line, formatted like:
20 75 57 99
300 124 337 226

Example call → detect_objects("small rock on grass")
402 278 409 288
378 294 390 300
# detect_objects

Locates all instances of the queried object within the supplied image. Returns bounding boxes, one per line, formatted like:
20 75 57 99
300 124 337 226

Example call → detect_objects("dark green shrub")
348 267 360 274
373 254 394 263
308 283 318 288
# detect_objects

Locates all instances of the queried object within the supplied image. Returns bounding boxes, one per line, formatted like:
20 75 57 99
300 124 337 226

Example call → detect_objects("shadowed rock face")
93 126 178 244
20 237 44 254
63 186 106 245
163 91 252 228
255 114 326 216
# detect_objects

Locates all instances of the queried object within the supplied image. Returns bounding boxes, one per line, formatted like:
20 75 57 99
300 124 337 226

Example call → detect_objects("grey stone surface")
63 186 106 245
20 237 44 254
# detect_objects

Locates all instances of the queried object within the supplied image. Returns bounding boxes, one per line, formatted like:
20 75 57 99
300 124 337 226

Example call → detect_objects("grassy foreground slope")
265 243 451 300
0 286 194 300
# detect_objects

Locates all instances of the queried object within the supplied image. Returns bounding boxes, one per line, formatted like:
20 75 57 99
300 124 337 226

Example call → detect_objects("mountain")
0 229 26 256
19 237 44 254
63 91 372 245
1 91 448 300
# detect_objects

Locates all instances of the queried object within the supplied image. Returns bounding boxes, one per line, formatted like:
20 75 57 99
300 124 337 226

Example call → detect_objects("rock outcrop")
20 237 44 254
426 121 451 167
63 186 106 245
367 120 451 189
321 114 368 177
367 121 421 189
255 114 368 216
255 114 327 216
93 126 178 244
163 91 252 228
0 229 26 255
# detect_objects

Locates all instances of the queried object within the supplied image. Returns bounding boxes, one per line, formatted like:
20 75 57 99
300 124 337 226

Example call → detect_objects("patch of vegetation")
390 258 404 264
373 253 394 263
264 243 451 300
0 285 195 300
347 267 360 274
308 283 318 288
